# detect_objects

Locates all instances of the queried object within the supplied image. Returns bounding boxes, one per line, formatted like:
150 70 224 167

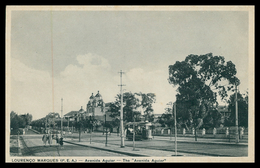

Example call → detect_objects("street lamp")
132 112 136 151
235 84 239 143
61 98 63 138
174 101 177 156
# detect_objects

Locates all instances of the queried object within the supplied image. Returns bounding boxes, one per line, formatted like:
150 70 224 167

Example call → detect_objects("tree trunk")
195 128 197 141
229 126 231 142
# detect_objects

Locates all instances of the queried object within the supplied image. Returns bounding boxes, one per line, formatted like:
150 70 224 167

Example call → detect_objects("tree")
158 108 175 128
227 91 248 128
10 111 28 132
10 112 19 130
19 113 33 126
202 108 222 129
108 92 156 123
108 92 141 123
111 118 120 135
24 113 33 126
168 53 240 141
46 112 60 128
137 93 156 122
10 111 16 121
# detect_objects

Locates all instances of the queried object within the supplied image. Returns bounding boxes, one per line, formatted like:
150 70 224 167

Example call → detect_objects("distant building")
86 91 104 117
64 111 80 121
63 91 113 123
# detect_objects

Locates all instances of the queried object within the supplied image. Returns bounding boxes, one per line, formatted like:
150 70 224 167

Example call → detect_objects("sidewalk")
62 133 247 157
63 139 198 157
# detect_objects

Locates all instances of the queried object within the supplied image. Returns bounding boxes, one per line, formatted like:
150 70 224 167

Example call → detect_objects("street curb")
133 146 230 157
19 136 35 156
63 141 148 157
64 141 231 157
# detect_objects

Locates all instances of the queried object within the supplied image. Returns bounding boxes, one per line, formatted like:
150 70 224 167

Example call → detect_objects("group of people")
42 133 63 148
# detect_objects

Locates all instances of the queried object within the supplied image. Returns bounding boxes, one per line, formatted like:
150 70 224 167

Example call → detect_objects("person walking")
56 134 60 145
59 137 64 149
42 134 47 146
48 133 52 146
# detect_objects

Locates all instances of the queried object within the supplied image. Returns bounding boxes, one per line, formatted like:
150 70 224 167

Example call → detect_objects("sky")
9 9 249 120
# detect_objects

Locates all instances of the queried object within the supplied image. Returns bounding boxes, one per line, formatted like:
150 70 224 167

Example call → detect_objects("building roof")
95 90 102 98
89 93 94 99
64 111 78 118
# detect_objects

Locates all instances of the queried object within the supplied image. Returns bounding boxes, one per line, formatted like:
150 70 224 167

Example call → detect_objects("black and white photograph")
6 6 254 163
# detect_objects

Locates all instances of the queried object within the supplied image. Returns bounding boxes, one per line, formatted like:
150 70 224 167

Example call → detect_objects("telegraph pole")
118 70 125 148
235 85 239 143
61 98 63 137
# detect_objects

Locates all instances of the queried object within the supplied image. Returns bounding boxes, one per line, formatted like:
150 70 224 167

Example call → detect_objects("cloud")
11 58 53 120
125 68 177 113
11 53 116 120
55 53 117 115
11 53 177 120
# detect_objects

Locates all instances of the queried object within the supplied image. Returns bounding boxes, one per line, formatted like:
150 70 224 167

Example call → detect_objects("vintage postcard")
6 6 254 163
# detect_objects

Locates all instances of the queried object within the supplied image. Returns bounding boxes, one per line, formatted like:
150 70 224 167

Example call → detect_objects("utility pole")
105 114 108 147
133 117 136 151
61 98 63 138
174 101 177 156
118 70 125 148
235 85 239 143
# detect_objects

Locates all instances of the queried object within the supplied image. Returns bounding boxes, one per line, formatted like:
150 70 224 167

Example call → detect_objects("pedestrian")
56 134 60 145
48 133 52 146
59 137 64 149
42 134 47 146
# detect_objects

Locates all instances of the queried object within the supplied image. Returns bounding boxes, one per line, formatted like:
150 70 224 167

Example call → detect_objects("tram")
125 121 153 141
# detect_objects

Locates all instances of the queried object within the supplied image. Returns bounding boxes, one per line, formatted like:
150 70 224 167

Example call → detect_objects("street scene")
7 6 254 162
12 127 247 157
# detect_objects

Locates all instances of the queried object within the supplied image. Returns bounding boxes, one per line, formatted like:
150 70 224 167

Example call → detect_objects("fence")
153 126 247 139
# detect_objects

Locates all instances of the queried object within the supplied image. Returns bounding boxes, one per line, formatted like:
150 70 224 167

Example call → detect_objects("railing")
152 126 248 140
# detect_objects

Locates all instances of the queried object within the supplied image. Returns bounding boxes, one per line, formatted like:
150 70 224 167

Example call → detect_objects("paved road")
19 129 248 157
19 129 127 156
64 132 248 157
20 135 127 156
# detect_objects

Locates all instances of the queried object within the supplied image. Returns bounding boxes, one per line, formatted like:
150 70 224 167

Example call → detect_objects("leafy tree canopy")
108 92 156 123
169 53 240 101
10 111 32 130
226 91 248 127
168 53 240 133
